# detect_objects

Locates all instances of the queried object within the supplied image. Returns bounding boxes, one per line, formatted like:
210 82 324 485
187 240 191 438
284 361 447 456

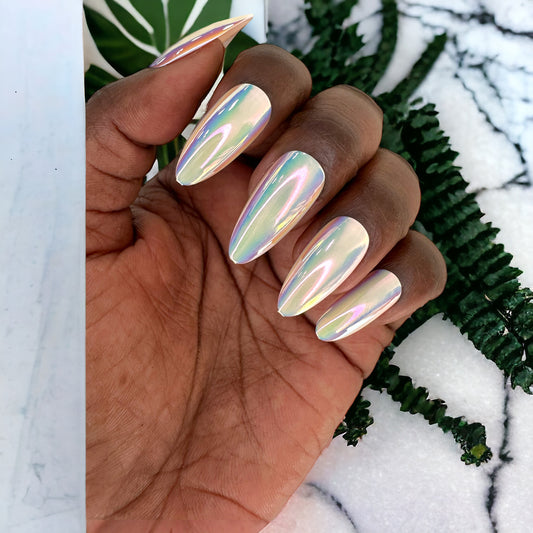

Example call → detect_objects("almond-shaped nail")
176 83 271 185
229 151 325 264
278 217 369 317
150 14 253 68
315 269 402 342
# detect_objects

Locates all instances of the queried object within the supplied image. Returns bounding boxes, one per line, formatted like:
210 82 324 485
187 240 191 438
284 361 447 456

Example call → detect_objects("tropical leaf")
84 5 154 76
187 0 232 35
85 64 118 101
84 0 258 169
104 0 153 47
167 0 196 46
130 0 166 50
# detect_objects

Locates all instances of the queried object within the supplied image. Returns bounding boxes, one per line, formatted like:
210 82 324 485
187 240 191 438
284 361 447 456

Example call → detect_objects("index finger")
86 41 224 255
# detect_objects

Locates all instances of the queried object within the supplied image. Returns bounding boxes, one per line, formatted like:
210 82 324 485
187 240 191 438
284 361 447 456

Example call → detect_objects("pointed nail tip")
175 172 191 186
228 250 246 265
229 244 261 264
218 15 254 47
277 300 304 317
176 167 211 186
233 13 254 24
315 329 334 342
316 327 344 342
149 14 254 68
277 305 296 318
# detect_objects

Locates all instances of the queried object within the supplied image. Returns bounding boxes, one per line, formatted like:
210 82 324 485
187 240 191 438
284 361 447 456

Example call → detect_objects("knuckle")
374 148 421 220
289 110 364 170
409 231 447 298
317 85 383 122
233 44 312 94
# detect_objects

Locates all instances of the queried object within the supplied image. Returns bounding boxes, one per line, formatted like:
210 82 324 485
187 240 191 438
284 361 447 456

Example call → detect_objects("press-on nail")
176 83 271 185
278 217 369 317
315 269 402 342
150 14 253 68
229 151 325 264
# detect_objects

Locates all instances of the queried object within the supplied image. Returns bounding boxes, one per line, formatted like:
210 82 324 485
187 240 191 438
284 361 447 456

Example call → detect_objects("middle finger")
228 85 383 264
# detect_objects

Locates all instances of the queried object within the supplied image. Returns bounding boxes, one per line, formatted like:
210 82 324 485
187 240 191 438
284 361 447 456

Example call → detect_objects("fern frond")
367 349 493 465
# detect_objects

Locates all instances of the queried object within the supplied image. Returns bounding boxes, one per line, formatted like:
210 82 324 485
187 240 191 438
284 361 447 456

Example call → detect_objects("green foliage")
131 0 166 50
334 395 374 443
85 64 119 101
397 103 533 393
83 0 258 170
298 0 531 464
187 0 233 36
84 6 154 76
104 0 153 46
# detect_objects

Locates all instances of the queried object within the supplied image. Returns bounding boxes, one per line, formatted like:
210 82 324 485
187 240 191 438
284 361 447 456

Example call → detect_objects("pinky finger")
314 231 447 343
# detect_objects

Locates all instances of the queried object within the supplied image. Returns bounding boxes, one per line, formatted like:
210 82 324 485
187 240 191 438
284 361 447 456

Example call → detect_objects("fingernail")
315 269 402 342
150 14 253 68
176 83 271 185
229 151 325 264
278 217 369 317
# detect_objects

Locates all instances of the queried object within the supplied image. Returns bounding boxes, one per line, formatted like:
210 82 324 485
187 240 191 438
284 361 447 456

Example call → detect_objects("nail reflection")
150 14 253 68
229 151 325 264
176 83 271 185
278 217 369 316
315 269 402 342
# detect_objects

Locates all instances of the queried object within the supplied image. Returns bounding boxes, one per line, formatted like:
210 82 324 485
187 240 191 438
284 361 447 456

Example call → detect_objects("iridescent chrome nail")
150 14 253 68
278 217 369 317
175 83 271 185
229 151 325 264
315 269 402 342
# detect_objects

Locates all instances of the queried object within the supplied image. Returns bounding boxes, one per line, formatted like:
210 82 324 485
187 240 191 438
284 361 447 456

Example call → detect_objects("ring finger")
269 148 422 317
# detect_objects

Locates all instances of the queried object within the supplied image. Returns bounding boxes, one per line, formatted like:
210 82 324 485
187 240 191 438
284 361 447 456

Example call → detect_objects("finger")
207 44 313 157
227 85 383 264
271 148 421 316
312 231 447 361
166 44 313 188
248 85 383 200
86 41 224 255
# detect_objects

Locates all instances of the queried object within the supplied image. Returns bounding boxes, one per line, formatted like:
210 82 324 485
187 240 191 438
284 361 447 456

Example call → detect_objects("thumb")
86 41 224 255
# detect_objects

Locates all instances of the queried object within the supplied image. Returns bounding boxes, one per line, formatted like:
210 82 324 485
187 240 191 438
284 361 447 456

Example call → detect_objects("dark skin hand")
86 43 446 532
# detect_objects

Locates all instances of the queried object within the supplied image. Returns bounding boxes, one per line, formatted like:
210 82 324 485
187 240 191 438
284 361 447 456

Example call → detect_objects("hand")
86 42 446 532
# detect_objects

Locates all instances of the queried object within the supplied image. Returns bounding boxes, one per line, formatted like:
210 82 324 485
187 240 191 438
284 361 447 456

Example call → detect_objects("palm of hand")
86 158 380 527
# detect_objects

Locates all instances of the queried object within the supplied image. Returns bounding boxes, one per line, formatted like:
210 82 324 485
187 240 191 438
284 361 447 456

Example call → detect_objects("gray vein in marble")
451 56 531 189
403 1 533 38
485 378 513 533
304 482 358 531
393 11 532 190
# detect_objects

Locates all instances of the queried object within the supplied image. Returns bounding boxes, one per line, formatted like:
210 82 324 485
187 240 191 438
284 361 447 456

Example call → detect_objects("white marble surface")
0 1 86 532
266 0 533 531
